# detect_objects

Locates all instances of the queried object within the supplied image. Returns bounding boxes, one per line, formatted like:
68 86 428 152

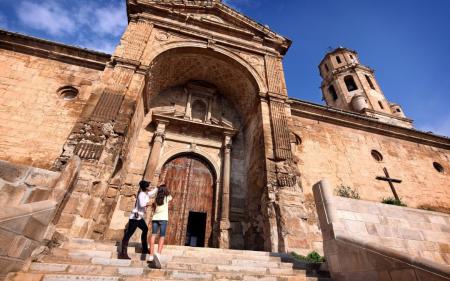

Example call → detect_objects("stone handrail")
0 200 57 223
313 179 450 281
334 234 450 279
0 156 81 279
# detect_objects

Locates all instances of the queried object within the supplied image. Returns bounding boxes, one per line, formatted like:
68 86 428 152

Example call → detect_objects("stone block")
399 228 423 241
29 263 68 272
67 264 104 274
343 220 367 235
91 182 108 197
25 171 59 188
0 256 25 278
0 161 28 183
82 197 102 219
6 272 44 281
117 267 143 276
73 180 92 193
119 196 135 212
55 213 75 229
42 275 120 281
25 188 52 203
389 268 417 281
0 228 17 256
0 184 27 206
170 271 213 280
0 214 30 234
416 269 447 281
91 257 131 267
23 216 48 241
7 236 36 259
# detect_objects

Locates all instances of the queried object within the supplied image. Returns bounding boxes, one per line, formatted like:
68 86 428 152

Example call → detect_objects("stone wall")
313 179 450 281
0 42 106 169
290 101 450 210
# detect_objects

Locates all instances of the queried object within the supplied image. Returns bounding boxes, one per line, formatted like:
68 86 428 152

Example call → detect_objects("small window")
57 86 79 100
371 150 383 162
378 101 384 109
365 75 376 90
433 162 444 173
336 56 342 64
344 75 358 92
328 85 338 101
396 108 401 113
324 64 329 72
349 54 354 59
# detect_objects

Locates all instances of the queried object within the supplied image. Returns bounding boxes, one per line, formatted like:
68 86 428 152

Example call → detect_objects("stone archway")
141 46 269 250
159 153 216 247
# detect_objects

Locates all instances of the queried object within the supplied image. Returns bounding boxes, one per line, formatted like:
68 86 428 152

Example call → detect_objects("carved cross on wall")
376 167 402 201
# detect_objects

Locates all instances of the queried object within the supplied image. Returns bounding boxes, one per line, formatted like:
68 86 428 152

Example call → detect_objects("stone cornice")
136 13 278 56
289 98 450 150
127 0 291 55
0 29 111 70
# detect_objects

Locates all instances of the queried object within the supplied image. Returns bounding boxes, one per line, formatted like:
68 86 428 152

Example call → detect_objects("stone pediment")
127 0 291 54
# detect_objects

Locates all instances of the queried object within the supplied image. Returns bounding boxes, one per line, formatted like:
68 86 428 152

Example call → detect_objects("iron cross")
376 167 402 201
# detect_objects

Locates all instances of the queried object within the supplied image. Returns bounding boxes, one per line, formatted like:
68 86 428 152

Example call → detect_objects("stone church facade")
0 0 449 259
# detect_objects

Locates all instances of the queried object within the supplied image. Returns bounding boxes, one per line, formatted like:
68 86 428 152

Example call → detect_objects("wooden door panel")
161 157 191 245
160 155 214 246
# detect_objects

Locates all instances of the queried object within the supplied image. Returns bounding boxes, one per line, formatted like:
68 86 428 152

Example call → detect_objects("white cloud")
17 1 76 36
419 115 450 137
93 3 127 37
14 0 127 53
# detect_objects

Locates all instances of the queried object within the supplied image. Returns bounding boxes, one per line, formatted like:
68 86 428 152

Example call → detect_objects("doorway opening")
185 211 207 247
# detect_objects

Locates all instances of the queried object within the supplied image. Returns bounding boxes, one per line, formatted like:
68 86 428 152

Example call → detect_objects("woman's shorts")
152 220 168 237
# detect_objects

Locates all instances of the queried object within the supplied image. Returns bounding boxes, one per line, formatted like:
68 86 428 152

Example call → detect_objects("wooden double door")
160 154 215 247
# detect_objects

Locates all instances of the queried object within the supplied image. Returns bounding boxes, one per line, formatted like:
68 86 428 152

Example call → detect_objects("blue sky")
0 0 449 136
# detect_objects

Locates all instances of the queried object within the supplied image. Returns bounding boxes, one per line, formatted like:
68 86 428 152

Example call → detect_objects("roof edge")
288 98 450 149
0 29 111 70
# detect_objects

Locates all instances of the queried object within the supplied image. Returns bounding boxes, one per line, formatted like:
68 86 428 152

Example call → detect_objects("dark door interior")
185 211 207 247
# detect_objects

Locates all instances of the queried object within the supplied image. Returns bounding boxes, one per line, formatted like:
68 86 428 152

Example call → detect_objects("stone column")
143 121 167 185
219 134 232 248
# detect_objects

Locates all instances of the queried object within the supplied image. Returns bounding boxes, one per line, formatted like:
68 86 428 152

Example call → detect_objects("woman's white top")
152 195 173 221
129 189 158 220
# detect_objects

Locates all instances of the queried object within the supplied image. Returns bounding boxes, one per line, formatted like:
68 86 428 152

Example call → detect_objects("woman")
148 184 172 268
118 180 157 260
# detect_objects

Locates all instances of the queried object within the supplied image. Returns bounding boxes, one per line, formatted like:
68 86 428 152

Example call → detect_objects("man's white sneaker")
146 254 154 262
153 253 162 269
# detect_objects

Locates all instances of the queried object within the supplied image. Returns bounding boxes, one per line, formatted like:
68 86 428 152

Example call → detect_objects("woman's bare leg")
158 237 165 254
150 235 157 256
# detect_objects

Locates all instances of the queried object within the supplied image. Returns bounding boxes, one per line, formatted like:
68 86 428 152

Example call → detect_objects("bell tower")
319 47 413 128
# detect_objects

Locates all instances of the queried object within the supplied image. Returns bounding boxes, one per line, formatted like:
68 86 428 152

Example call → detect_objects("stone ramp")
7 238 331 281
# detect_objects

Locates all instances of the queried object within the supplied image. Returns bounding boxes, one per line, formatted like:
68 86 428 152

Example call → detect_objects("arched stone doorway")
159 153 216 247
134 46 268 250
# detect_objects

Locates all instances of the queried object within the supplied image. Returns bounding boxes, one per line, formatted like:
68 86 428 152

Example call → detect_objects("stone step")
9 271 331 281
50 247 283 264
22 266 325 281
30 258 294 275
64 238 272 257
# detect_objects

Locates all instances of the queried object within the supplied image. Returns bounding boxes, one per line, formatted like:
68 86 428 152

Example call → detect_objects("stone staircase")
7 238 331 281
